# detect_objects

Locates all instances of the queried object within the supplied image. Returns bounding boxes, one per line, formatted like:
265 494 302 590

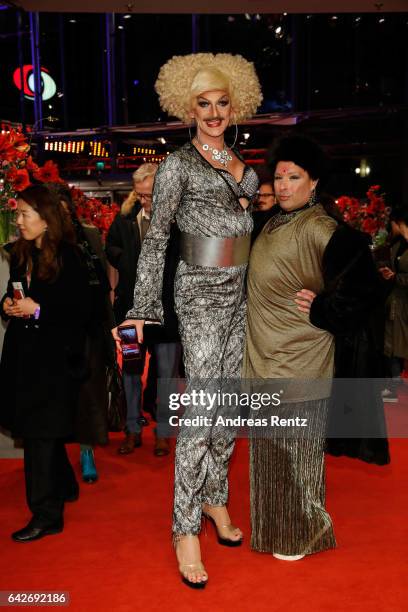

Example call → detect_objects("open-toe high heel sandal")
179 562 208 589
202 512 243 547
174 536 208 589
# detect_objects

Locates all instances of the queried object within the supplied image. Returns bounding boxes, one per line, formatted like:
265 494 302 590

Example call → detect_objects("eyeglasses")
135 192 153 201
257 192 275 198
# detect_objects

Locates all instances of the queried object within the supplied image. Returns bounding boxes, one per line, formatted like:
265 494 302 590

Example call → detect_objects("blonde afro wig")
155 53 263 124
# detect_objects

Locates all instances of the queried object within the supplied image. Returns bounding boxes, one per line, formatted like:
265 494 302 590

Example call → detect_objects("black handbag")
106 362 127 432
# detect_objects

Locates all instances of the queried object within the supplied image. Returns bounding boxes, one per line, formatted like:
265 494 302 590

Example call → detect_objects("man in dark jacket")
106 163 181 456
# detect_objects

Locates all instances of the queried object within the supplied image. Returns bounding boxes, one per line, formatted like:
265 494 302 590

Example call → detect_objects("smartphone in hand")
117 325 142 361
12 282 25 301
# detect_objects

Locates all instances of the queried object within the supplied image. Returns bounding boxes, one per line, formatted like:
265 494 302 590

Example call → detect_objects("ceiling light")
355 159 371 177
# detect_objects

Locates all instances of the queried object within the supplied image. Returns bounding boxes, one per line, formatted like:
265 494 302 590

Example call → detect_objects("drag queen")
245 136 383 560
113 53 261 587
244 137 338 561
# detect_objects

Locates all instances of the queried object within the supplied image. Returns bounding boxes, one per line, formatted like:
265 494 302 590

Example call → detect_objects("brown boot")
118 432 142 455
154 436 170 457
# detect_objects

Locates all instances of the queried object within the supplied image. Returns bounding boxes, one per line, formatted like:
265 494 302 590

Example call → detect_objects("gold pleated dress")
244 205 338 556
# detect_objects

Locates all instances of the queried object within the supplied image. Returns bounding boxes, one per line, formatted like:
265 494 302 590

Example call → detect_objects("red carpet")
0 430 407 611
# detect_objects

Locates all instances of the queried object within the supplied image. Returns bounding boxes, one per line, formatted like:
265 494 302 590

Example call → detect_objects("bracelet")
33 306 40 320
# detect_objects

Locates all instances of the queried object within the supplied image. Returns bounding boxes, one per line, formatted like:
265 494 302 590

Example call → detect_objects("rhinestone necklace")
195 136 232 167
265 201 318 233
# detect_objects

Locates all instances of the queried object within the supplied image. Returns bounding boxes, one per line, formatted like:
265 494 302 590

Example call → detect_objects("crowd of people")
0 51 404 589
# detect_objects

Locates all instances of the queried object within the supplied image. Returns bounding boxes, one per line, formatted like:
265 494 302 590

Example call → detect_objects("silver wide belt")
180 232 251 267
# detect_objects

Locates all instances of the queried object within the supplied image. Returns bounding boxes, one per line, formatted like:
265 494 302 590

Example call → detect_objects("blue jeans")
123 343 181 435
123 371 143 434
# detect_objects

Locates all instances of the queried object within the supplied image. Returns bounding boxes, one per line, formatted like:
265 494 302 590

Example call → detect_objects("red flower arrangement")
336 185 390 246
1 128 119 244
25 155 39 172
70 187 119 240
1 128 64 217
0 129 29 164
5 167 31 192
33 160 61 184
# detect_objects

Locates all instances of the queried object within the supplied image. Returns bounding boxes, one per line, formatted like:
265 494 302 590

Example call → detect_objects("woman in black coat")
299 208 390 465
0 185 91 542
53 183 115 483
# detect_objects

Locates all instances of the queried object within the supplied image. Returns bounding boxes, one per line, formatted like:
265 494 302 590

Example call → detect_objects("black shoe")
11 523 63 543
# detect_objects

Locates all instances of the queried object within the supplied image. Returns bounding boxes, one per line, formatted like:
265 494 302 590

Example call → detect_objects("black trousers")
23 438 78 528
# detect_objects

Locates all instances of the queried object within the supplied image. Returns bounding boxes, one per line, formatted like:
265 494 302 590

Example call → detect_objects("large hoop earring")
227 122 238 150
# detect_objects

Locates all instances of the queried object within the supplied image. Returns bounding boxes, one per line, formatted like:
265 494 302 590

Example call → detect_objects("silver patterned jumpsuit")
127 142 258 535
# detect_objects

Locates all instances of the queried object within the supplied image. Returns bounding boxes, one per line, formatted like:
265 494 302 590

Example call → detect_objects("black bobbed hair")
268 135 329 182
